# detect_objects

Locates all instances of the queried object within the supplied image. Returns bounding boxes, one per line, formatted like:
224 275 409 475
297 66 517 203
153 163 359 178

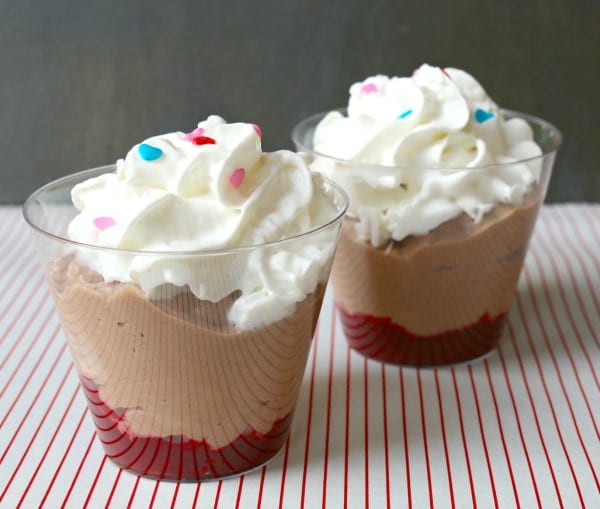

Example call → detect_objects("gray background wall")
1 0 598 203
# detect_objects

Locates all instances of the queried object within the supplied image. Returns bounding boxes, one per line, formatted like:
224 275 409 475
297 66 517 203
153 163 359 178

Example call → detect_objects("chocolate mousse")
47 255 325 480
25 116 347 481
331 193 542 365
293 64 560 366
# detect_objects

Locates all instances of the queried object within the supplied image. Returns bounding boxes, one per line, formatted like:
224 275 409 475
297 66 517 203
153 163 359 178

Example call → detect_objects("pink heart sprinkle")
251 124 262 138
361 83 378 94
93 216 116 230
185 127 205 141
228 168 246 188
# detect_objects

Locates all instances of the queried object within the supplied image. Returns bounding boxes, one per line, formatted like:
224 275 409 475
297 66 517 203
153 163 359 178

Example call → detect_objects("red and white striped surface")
1 203 599 508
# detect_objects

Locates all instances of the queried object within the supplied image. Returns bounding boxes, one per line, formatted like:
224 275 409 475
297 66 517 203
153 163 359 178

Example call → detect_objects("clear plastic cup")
23 165 348 481
293 109 561 366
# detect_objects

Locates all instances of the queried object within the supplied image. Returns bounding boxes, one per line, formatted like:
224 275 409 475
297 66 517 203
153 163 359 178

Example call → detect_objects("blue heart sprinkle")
397 109 413 120
138 143 163 161
475 108 495 123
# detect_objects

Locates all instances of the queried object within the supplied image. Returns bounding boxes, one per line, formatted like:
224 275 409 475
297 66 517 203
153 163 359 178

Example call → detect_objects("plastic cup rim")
291 107 562 172
22 165 350 257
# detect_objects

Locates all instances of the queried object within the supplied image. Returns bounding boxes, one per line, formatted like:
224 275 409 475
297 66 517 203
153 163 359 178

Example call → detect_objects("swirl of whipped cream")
68 116 342 329
311 64 543 247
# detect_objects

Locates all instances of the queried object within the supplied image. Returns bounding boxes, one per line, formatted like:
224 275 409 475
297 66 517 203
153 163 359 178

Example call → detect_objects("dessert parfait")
24 116 348 481
293 64 561 366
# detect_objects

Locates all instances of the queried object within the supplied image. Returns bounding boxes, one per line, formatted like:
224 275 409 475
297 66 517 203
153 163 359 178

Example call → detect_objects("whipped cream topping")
310 64 543 246
68 116 342 329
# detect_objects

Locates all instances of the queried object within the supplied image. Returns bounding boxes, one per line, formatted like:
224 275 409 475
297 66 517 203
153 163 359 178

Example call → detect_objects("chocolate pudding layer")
47 256 324 480
331 194 542 365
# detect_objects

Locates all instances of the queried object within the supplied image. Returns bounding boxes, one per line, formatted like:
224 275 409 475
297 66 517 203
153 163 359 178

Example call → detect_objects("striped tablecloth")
1 203 599 508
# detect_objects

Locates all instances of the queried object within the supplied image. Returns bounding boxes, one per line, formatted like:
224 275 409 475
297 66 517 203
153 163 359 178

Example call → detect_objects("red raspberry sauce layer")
338 306 507 366
79 376 290 481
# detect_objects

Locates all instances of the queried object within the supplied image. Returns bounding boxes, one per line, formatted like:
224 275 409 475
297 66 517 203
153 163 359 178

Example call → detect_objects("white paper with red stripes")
1 203 599 508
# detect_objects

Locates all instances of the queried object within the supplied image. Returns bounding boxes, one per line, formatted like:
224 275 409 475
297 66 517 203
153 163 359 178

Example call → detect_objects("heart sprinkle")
251 124 262 138
191 135 216 146
93 216 116 230
397 109 413 119
228 168 246 188
138 143 163 161
475 108 495 123
361 83 379 94
184 127 205 141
